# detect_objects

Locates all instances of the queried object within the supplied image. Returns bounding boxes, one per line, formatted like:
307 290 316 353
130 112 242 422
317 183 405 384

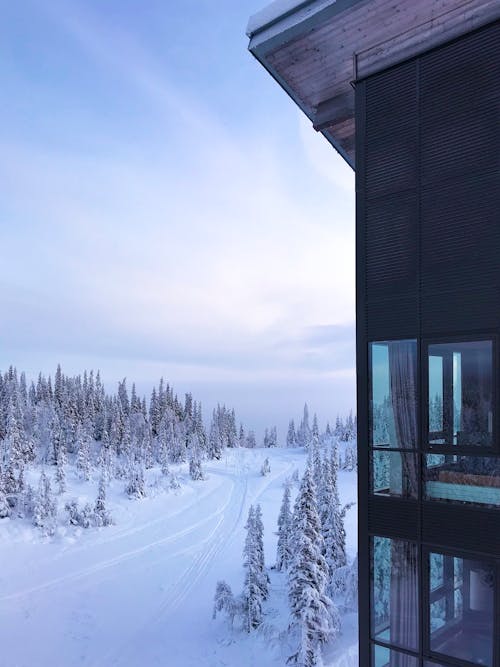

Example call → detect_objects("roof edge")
246 0 318 38
248 0 365 60
247 45 355 169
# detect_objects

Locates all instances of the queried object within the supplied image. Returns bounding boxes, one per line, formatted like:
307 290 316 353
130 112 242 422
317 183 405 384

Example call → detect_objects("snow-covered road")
0 448 357 667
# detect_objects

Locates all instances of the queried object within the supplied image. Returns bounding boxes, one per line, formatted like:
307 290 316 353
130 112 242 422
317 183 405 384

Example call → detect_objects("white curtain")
388 341 418 497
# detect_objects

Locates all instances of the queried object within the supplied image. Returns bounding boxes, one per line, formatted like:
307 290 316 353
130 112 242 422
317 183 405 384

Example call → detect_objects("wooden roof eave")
248 0 500 173
248 0 363 170
247 43 356 169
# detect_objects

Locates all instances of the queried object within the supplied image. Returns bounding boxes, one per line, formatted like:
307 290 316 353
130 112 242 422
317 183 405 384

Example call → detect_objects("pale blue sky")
0 0 355 436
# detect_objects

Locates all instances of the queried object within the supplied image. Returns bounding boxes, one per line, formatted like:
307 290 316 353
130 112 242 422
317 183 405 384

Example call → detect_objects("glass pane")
430 553 444 591
428 340 493 447
371 537 419 650
429 355 443 432
429 552 494 666
370 340 417 448
373 644 418 667
425 454 500 507
372 451 418 498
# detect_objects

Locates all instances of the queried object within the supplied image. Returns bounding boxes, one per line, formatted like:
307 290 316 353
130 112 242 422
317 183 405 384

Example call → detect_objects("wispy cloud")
0 1 356 426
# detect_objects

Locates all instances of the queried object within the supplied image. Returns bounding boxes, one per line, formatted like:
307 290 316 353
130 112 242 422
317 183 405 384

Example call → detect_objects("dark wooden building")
248 1 500 665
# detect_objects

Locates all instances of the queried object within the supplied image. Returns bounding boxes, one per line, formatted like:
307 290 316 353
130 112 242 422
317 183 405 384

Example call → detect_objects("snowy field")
0 447 357 667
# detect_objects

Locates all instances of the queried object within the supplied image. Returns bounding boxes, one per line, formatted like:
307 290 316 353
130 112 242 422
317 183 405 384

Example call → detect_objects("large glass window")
427 340 493 448
428 551 494 666
371 537 419 651
372 451 418 499
370 341 418 498
370 341 417 448
425 454 500 507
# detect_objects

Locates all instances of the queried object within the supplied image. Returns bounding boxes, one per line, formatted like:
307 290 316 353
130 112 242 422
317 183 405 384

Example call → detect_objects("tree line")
0 365 248 532
0 365 356 537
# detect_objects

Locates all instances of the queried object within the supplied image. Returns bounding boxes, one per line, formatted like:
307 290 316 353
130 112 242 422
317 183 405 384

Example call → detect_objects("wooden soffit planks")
249 0 500 169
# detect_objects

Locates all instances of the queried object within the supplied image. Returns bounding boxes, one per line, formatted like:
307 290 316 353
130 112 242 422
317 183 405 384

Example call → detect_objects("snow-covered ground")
0 447 357 667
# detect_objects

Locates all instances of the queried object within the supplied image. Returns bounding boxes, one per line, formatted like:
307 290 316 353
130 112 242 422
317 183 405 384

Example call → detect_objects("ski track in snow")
0 449 357 667
12 473 230 572
103 457 297 667
0 474 235 604
0 492 232 604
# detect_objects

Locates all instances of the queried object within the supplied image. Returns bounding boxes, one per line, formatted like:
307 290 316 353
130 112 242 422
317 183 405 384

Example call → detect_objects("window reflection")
429 552 494 666
372 451 418 499
425 455 500 507
370 341 417 449
373 644 418 667
428 340 493 447
372 537 419 651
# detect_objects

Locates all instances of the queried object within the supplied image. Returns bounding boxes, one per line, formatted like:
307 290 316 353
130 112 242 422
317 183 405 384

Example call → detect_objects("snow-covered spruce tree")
5 395 26 467
254 504 269 600
55 440 67 494
125 460 146 499
94 473 112 527
288 466 339 666
20 483 35 519
142 427 154 470
296 403 312 450
33 470 57 536
188 432 204 481
341 556 358 613
276 483 292 571
242 505 263 631
312 414 320 446
76 422 91 481
159 434 170 476
208 412 222 460
318 449 346 598
3 461 17 495
310 436 323 495
263 426 278 447
227 408 238 448
121 418 132 461
32 473 46 528
17 465 25 493
212 580 236 625
0 481 10 518
171 420 187 464
260 457 271 476
238 424 246 449
97 429 112 485
287 420 297 448
328 445 347 570
192 402 208 457
246 430 257 449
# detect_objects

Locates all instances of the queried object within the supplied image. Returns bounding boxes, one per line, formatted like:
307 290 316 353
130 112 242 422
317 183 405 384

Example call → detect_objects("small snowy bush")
260 457 271 476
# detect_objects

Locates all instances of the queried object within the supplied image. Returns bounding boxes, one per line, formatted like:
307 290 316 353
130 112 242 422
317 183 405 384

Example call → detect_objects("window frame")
370 535 420 651
422 545 498 667
422 334 498 456
368 339 420 501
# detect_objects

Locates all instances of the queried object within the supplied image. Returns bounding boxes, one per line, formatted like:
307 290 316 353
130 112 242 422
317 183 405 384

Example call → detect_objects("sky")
0 0 356 438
